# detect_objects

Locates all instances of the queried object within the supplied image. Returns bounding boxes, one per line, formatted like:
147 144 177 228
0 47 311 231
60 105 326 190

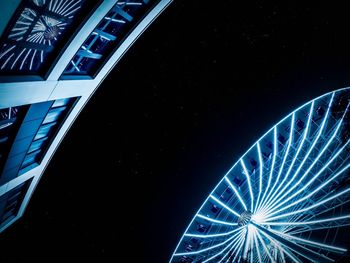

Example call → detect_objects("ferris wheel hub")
238 211 253 226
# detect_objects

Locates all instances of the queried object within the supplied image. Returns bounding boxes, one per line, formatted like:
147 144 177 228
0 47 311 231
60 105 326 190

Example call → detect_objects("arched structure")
170 88 350 262
0 0 171 233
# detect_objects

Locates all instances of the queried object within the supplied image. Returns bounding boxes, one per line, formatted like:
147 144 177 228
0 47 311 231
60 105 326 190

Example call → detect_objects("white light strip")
225 177 247 211
210 195 240 217
241 159 254 211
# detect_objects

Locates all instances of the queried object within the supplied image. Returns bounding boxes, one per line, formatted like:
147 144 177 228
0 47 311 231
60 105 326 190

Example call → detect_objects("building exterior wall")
0 0 171 232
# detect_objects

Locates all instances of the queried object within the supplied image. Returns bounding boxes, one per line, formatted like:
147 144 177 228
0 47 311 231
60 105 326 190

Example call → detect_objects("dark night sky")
2 1 350 262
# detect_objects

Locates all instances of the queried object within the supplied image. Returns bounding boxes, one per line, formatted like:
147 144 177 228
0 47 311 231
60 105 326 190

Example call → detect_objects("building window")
0 0 94 76
0 106 27 171
20 97 76 171
0 178 32 227
62 0 153 78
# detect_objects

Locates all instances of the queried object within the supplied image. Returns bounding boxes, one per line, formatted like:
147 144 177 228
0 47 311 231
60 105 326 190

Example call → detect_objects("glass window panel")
51 98 71 108
18 98 76 171
62 0 153 77
21 149 41 168
42 107 66 124
28 137 48 154
34 122 56 141
0 0 93 75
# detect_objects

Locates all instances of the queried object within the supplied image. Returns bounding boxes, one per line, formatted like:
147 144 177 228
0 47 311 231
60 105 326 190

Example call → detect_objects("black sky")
2 1 350 262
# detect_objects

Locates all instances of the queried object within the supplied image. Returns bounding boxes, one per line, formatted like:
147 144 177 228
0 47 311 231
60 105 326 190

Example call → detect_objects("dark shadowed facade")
0 0 171 233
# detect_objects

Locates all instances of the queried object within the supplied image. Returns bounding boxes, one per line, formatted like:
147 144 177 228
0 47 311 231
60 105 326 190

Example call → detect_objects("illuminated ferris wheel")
170 88 350 263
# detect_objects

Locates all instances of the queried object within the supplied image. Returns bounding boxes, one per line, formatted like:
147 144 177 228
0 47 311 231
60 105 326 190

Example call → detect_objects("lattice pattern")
170 88 350 263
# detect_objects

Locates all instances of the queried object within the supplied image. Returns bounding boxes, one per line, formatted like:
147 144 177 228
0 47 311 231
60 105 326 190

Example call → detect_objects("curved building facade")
170 88 350 262
0 0 171 233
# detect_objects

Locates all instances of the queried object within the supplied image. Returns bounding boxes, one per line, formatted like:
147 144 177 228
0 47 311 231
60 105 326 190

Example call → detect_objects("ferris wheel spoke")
232 238 244 262
184 226 242 239
196 214 238 227
261 101 315 213
260 113 295 214
267 163 350 218
258 228 303 263
269 229 347 253
287 221 350 235
263 214 350 228
265 186 350 222
210 195 240 217
202 230 244 263
253 231 263 263
171 89 350 263
265 95 337 213
257 126 278 212
224 177 248 211
254 222 335 263
268 137 350 216
253 142 264 214
271 103 350 215
214 231 245 263
174 227 244 257
255 228 276 263
241 159 254 212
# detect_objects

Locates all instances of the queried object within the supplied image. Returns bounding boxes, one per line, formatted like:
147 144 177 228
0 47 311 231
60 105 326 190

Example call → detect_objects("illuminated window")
0 0 91 76
0 178 32 227
20 97 76 171
0 106 27 172
63 0 153 77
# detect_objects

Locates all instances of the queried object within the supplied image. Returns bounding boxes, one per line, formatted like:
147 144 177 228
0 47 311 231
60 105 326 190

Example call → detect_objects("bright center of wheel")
44 25 60 40
237 211 253 226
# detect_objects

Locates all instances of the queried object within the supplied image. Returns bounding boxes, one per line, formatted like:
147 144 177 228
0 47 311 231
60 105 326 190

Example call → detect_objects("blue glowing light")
170 88 350 263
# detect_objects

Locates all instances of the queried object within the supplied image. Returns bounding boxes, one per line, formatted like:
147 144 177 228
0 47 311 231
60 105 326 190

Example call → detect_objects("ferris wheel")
170 87 350 263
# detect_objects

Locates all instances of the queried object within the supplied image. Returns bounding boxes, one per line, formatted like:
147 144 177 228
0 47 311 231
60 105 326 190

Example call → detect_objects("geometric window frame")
61 0 155 79
0 0 98 81
19 97 78 174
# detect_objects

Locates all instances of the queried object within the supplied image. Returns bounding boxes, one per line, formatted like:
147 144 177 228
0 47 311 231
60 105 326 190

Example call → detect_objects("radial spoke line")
210 195 240 217
267 137 350 215
185 227 242 239
215 232 245 263
308 199 350 223
242 226 250 260
225 177 247 211
173 227 244 256
264 214 350 226
276 243 287 263
254 223 334 263
267 163 350 218
11 48 26 69
203 230 244 263
196 214 238 226
258 229 302 263
258 126 278 211
264 94 335 212
268 99 349 213
261 113 295 212
230 231 246 263
266 186 350 222
171 90 350 263
0 45 16 60
20 49 32 70
240 159 254 212
249 238 254 263
253 232 263 263
1 53 15 69
256 228 276 263
269 229 347 253
254 142 264 213
288 221 350 235
261 101 315 213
